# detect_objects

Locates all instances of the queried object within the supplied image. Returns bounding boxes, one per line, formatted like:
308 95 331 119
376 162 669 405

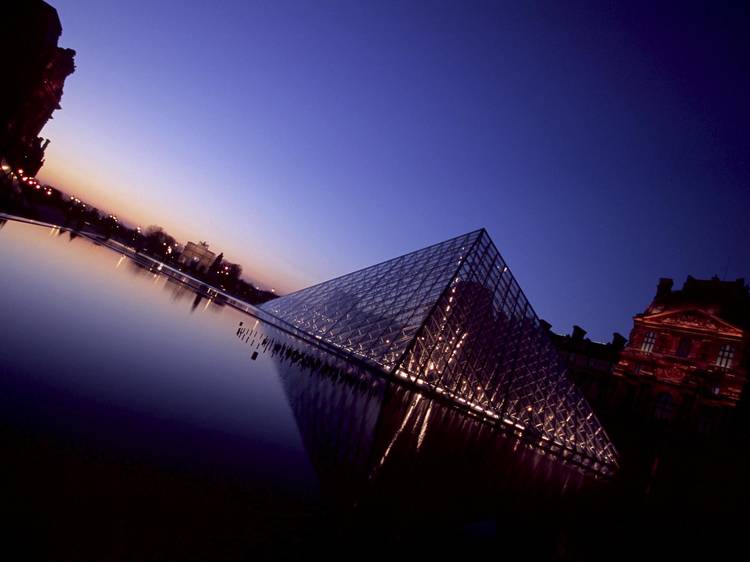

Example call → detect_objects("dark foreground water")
0 219 646 559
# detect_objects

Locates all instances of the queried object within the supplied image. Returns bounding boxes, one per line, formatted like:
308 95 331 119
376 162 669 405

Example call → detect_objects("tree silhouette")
144 225 177 258
210 252 224 275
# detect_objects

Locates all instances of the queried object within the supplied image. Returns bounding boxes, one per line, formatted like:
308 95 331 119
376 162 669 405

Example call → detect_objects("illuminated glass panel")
261 229 617 468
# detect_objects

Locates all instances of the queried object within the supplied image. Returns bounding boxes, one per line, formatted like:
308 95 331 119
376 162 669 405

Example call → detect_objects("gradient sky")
38 0 749 341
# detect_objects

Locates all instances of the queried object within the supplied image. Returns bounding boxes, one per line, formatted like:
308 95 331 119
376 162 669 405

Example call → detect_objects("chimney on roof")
571 325 587 341
611 332 627 351
656 278 673 299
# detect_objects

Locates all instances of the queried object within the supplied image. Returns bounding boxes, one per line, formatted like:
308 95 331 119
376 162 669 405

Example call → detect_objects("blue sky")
39 0 750 340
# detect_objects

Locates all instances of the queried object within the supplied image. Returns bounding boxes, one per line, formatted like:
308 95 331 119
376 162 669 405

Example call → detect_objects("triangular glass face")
262 230 483 369
261 230 617 468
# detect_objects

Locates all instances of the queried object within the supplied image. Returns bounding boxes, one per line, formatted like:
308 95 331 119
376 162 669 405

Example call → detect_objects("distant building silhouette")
178 241 215 272
546 324 626 416
612 276 749 432
0 1 76 176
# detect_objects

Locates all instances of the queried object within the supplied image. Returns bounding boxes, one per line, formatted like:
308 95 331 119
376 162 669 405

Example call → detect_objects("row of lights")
2 164 124 217
69 195 86 209
5 167 56 197
3 167 273 303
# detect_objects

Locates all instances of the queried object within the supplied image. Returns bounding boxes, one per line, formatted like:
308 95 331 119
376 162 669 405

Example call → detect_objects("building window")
716 344 734 369
641 332 656 353
654 392 675 421
676 337 692 358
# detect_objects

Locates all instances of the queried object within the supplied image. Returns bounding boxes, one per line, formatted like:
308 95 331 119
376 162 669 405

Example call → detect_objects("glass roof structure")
261 229 617 469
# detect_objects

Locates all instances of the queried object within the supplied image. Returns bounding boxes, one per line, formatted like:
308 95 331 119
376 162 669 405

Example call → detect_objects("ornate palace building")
613 276 749 431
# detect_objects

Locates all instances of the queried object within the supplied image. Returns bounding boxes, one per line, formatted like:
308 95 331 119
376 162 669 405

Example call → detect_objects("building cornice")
634 307 744 339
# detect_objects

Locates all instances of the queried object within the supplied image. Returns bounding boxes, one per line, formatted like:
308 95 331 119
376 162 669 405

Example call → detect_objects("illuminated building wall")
613 276 749 429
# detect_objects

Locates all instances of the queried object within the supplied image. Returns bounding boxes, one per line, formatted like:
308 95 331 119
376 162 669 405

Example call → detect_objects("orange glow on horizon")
37 161 306 294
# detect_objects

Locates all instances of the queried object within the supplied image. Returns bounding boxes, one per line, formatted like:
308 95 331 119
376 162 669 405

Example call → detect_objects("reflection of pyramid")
270 340 591 515
262 229 617 468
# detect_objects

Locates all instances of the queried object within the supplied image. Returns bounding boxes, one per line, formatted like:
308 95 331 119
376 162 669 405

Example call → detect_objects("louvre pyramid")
261 229 617 467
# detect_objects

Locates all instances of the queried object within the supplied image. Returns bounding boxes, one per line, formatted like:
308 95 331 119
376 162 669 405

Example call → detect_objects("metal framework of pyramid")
261 229 617 468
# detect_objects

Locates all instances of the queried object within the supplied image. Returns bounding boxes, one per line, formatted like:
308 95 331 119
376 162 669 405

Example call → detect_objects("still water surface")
0 220 600 559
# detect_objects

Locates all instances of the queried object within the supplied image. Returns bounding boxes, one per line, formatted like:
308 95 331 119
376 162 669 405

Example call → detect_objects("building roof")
647 276 750 330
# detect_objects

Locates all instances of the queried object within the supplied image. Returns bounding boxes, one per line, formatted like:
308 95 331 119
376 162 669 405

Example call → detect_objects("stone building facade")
178 241 216 272
612 276 749 433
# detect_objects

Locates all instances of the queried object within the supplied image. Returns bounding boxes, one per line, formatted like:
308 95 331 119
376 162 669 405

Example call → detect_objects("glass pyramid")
261 229 617 467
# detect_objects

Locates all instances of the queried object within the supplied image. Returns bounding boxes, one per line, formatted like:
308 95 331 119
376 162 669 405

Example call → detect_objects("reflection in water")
191 291 203 312
2 217 746 559
0 219 324 559
121 255 226 314
0 217 606 558
237 322 602 546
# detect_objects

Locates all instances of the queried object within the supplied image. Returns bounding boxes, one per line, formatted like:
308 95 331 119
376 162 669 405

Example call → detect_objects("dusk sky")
38 0 749 341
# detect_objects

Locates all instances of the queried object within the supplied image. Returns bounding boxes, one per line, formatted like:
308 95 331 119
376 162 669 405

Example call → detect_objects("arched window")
716 344 734 369
641 331 656 353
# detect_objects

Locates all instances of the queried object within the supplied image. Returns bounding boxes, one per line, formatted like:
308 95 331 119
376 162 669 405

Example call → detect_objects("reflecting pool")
0 219 604 560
